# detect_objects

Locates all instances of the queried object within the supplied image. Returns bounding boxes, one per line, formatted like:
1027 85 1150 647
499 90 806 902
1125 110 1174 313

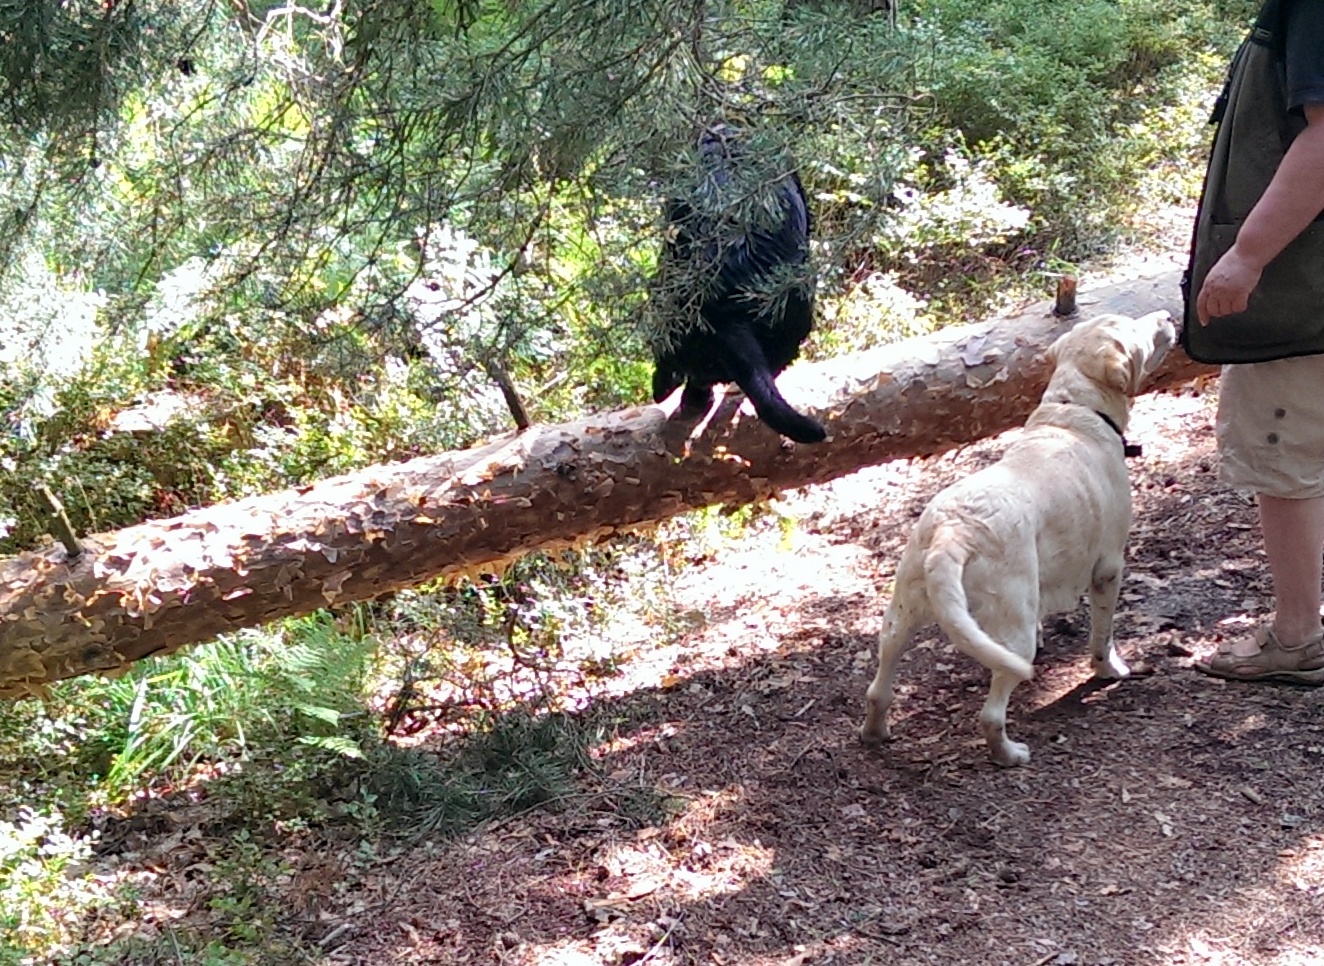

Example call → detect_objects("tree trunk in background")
0 271 1213 697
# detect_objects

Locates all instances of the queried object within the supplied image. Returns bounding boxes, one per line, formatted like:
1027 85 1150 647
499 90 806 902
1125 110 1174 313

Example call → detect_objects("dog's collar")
1093 410 1142 458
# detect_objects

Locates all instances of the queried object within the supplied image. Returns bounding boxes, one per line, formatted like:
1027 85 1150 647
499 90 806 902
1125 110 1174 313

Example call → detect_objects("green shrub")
904 0 1245 256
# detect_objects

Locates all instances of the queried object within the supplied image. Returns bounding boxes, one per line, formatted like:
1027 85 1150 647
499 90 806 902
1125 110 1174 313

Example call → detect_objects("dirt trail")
318 377 1324 966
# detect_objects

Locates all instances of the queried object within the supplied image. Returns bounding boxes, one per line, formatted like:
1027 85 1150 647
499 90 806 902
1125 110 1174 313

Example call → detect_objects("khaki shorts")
1217 353 1324 499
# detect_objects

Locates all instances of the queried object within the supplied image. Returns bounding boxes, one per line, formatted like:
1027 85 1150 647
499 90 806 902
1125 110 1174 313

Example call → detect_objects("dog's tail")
923 534 1035 682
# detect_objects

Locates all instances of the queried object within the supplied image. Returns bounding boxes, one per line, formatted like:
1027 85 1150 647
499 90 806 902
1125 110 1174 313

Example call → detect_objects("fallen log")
0 270 1214 697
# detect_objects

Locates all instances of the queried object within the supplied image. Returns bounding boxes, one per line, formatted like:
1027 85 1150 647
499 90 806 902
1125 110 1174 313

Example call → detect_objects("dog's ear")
1111 317 1175 394
1112 339 1149 395
1069 335 1140 395
1089 316 1152 394
1132 312 1177 388
1061 313 1172 396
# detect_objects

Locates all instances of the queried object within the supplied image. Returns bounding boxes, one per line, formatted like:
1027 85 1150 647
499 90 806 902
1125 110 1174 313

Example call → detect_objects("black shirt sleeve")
1284 0 1324 110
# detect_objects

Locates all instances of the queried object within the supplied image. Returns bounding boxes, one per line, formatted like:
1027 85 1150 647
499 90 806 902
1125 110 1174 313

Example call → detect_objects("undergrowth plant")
75 616 377 797
0 806 106 963
0 532 692 959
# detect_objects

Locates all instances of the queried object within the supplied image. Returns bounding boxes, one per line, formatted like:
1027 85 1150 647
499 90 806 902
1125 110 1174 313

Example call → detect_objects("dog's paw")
1092 651 1131 680
988 739 1032 767
858 720 892 747
859 701 894 747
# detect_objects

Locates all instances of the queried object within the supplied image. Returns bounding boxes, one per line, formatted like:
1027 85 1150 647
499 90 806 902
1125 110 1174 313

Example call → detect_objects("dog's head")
1047 311 1177 397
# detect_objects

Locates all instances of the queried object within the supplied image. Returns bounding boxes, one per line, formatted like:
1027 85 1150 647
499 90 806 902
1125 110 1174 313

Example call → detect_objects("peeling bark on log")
0 270 1213 697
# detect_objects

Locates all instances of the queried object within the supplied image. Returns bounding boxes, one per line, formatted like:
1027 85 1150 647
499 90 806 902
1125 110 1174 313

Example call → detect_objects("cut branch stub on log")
0 270 1213 697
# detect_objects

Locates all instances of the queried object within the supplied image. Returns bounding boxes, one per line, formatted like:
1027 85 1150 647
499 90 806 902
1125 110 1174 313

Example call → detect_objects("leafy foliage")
902 0 1247 253
0 0 1242 554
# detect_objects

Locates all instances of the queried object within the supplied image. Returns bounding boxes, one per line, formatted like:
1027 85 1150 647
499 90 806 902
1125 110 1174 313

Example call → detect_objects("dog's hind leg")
860 593 922 747
1088 556 1131 680
651 358 683 404
980 666 1033 767
976 609 1037 767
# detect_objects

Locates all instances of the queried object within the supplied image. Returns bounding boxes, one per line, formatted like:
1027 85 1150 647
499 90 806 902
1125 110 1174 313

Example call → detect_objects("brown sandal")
1196 625 1324 684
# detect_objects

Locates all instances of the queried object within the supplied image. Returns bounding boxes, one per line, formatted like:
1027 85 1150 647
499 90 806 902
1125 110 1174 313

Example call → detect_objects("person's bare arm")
1198 102 1324 324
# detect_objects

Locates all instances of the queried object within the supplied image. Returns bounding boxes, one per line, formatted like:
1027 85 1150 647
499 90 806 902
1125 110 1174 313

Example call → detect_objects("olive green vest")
1181 0 1324 364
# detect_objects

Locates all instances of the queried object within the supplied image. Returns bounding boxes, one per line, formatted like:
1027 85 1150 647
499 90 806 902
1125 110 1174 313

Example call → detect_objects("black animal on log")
650 126 826 444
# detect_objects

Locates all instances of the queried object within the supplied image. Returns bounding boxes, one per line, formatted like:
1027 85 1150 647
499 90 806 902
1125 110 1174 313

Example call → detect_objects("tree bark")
0 270 1212 697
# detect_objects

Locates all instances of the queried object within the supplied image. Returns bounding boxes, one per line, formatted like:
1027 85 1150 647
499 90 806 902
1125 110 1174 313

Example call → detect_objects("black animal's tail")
717 325 826 443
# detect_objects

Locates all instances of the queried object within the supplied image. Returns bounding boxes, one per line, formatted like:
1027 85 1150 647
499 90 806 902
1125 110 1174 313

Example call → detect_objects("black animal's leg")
715 324 825 443
679 381 714 414
652 363 683 404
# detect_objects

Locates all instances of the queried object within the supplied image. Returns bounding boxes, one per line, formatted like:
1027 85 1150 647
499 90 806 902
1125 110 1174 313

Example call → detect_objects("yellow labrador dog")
859 311 1177 767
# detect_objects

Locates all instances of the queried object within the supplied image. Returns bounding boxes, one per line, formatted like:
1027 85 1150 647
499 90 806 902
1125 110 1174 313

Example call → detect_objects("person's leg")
1258 493 1324 648
1213 494 1324 661
1200 356 1324 680
1197 493 1324 679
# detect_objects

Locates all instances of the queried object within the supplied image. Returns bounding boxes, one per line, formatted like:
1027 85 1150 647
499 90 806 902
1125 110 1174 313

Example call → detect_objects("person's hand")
1196 246 1264 325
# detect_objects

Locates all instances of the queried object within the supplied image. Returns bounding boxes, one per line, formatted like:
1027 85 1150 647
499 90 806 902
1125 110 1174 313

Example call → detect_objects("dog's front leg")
1087 558 1130 679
